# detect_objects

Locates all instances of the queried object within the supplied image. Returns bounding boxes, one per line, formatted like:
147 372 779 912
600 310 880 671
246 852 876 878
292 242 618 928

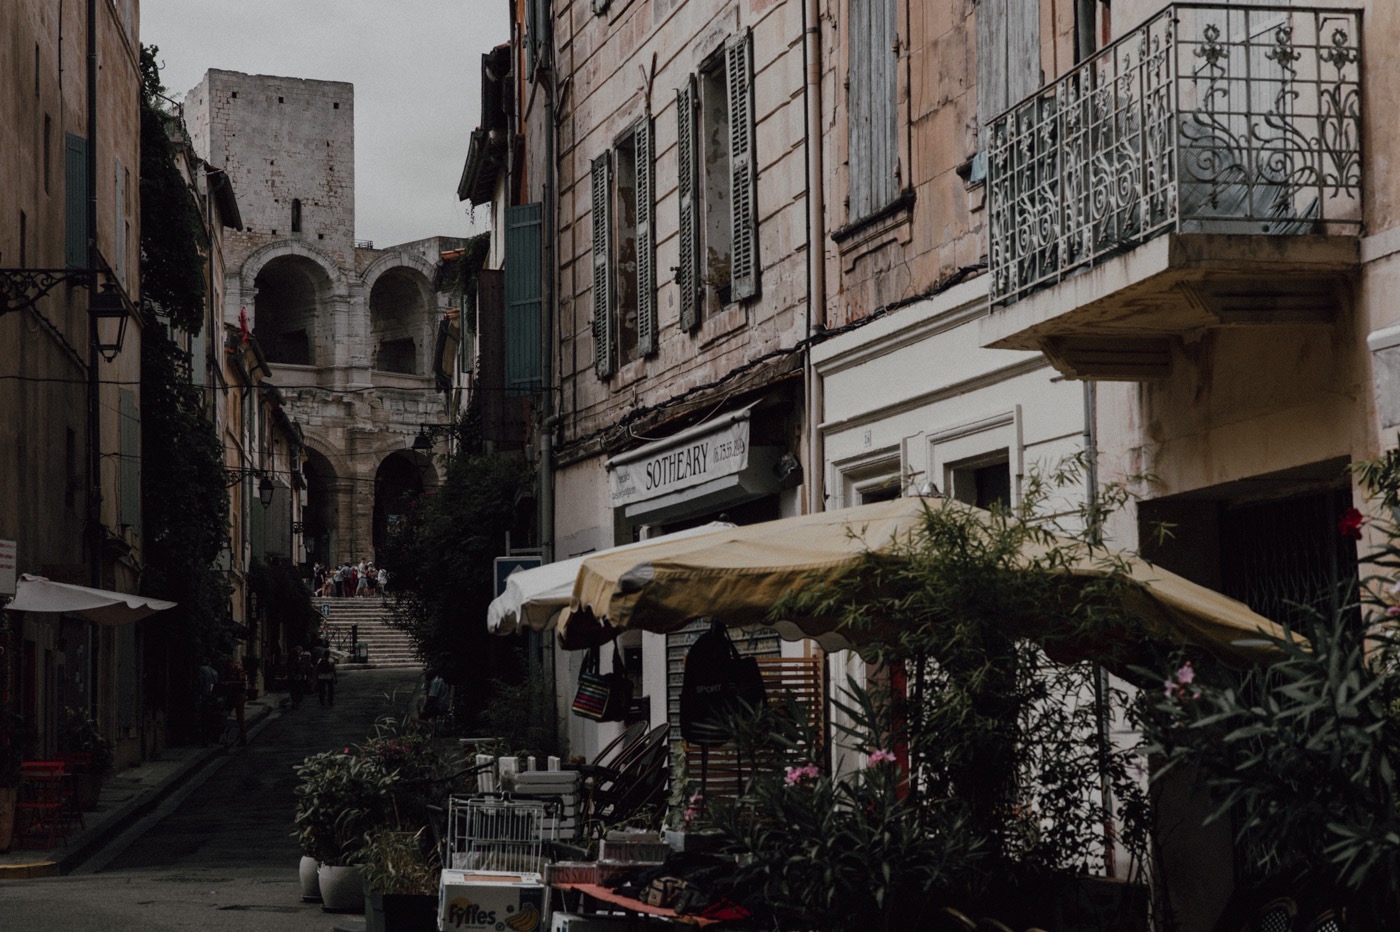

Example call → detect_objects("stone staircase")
315 598 421 670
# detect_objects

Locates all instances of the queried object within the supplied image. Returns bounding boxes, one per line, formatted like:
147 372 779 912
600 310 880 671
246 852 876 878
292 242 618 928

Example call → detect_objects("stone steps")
314 598 420 670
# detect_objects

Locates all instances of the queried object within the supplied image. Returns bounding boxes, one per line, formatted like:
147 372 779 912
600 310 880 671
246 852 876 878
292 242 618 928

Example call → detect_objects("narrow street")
0 668 422 932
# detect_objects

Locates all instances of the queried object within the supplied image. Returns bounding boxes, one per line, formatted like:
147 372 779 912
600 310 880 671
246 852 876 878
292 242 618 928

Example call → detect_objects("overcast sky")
141 0 510 247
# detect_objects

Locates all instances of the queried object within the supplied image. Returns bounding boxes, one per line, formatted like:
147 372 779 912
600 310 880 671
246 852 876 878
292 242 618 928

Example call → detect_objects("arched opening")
370 268 428 375
374 451 425 557
253 255 332 365
303 447 338 567
291 198 302 233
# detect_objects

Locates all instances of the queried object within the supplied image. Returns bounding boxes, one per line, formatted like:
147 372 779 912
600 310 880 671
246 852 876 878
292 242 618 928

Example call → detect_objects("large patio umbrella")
487 522 734 636
558 496 1297 665
8 574 177 625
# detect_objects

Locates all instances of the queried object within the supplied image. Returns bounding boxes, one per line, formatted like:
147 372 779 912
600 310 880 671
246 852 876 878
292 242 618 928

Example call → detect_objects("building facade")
486 0 1397 924
0 0 146 762
183 69 465 569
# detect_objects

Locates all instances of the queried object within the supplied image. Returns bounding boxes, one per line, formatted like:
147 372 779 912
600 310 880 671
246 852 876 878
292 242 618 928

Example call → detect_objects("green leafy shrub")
58 706 115 777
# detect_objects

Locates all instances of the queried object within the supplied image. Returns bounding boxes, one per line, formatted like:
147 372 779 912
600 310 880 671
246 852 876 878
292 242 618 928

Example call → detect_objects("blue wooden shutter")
676 78 700 330
119 389 141 532
504 203 543 396
591 153 615 377
65 133 88 268
727 32 758 301
634 117 657 356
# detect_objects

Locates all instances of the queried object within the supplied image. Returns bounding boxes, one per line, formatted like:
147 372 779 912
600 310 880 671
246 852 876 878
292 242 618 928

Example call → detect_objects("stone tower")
185 70 462 566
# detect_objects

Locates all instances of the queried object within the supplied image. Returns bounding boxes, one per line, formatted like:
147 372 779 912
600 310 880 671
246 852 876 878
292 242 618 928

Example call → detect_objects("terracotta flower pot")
299 855 322 903
318 863 365 913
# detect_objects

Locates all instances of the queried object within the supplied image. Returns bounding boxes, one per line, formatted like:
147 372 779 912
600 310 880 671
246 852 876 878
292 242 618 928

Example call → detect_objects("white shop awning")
8 574 176 625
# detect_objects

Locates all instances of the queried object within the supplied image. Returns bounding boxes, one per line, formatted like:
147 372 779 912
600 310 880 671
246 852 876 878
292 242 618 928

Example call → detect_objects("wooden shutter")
504 203 543 396
634 117 657 356
65 133 88 268
676 78 700 331
849 0 899 218
727 32 759 302
591 152 615 378
977 0 1040 132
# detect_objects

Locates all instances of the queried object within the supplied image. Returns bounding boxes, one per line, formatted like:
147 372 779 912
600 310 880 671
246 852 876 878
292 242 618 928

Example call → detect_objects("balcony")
980 5 1361 379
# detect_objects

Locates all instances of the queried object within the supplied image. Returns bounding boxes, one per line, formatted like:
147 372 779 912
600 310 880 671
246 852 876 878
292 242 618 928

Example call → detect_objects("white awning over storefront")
8 574 176 625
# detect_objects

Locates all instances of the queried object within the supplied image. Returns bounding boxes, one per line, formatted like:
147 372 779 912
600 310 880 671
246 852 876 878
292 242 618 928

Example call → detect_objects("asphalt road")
0 668 423 932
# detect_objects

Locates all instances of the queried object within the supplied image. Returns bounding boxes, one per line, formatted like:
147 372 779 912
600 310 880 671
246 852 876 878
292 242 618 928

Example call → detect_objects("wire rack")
445 794 560 874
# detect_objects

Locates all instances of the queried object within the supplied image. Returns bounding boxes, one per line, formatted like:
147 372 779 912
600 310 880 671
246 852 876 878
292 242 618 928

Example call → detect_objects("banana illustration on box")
505 902 540 931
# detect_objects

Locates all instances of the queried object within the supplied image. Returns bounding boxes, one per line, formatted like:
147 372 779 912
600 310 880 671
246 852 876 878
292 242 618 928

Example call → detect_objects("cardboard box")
438 870 546 932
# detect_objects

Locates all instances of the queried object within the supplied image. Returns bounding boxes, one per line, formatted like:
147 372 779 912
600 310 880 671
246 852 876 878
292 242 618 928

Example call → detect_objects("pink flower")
1339 508 1364 541
784 763 820 785
868 749 897 765
1175 661 1195 686
1387 605 1400 617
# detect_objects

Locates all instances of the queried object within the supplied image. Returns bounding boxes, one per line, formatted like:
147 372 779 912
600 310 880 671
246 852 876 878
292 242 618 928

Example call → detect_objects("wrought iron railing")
987 4 1361 307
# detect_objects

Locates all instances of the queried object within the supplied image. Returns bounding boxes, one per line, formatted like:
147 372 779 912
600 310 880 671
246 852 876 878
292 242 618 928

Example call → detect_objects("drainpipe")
540 69 558 566
802 0 827 517
86 0 101 590
1083 379 1116 877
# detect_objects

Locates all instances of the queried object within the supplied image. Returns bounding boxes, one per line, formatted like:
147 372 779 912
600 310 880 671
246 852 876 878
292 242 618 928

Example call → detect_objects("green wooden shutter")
676 78 700 331
591 153 615 378
635 117 657 356
119 390 140 533
504 203 543 396
727 32 759 301
65 133 88 269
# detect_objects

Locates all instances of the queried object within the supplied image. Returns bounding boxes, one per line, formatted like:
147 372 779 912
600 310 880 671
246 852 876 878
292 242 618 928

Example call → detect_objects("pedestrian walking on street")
315 652 338 707
221 660 248 746
288 645 309 709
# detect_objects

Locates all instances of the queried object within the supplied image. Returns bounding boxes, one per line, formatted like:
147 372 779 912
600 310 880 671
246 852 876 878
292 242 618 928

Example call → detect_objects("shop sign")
0 539 15 597
609 415 751 509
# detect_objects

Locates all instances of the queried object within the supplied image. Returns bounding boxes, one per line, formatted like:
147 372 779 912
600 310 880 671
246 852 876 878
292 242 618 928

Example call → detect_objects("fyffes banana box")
439 870 546 932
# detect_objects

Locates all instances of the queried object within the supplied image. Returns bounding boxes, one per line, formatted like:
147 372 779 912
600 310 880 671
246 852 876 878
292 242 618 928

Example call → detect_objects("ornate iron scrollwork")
0 267 94 316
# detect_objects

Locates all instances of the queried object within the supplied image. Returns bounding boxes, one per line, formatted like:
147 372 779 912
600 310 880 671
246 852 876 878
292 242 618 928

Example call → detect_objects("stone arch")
301 445 341 568
363 253 438 376
247 250 341 366
373 449 430 556
239 239 346 295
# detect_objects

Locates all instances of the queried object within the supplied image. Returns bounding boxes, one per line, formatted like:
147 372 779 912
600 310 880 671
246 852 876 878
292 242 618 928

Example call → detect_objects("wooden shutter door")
591 153 615 377
676 79 700 331
634 117 657 356
727 32 759 302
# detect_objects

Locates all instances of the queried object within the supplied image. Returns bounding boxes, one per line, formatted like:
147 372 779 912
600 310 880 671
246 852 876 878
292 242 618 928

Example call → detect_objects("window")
115 157 126 282
291 198 302 233
591 118 656 378
848 0 899 218
676 31 758 329
949 455 1012 509
64 133 87 268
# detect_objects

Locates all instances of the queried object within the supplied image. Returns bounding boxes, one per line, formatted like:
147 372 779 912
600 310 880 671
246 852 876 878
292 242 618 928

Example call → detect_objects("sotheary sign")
609 415 751 509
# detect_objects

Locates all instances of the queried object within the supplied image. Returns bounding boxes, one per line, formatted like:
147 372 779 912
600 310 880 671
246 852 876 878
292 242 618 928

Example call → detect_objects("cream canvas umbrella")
487 521 734 635
559 496 1297 664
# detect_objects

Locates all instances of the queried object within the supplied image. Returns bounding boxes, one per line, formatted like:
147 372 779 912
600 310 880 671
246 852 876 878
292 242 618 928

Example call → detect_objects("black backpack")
679 620 766 746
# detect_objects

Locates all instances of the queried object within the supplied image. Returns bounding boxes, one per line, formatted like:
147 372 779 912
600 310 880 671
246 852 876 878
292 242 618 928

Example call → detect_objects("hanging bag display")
571 643 633 722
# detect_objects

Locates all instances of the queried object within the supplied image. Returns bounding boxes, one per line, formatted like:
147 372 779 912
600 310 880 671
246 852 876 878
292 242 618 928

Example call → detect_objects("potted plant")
362 829 440 932
57 705 115 810
293 747 397 913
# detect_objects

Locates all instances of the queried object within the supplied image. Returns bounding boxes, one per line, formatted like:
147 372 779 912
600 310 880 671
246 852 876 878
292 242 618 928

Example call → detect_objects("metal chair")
583 723 670 828
1244 897 1297 932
